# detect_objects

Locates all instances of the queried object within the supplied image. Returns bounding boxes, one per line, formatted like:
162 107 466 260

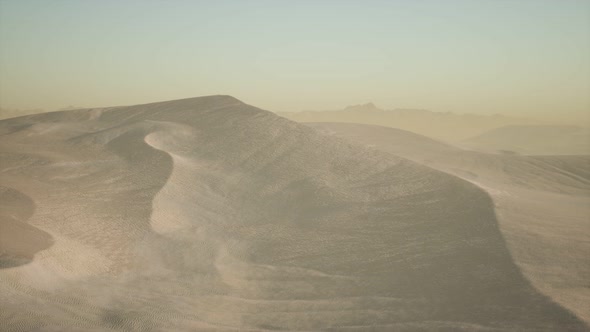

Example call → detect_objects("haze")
1 2 590 330
1 0 589 120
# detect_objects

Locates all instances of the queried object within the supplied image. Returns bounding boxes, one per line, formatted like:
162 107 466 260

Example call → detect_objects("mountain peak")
344 102 380 111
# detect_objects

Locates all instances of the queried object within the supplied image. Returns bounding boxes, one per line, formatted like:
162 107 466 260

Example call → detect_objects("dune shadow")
0 186 53 269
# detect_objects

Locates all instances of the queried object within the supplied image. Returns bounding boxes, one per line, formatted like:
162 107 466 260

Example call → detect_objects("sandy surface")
0 186 53 268
0 96 587 331
310 122 590 326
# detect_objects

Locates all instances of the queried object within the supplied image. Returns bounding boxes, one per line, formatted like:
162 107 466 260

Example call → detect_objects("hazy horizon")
1 0 589 120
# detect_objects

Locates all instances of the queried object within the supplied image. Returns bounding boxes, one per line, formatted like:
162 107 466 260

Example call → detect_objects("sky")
0 0 589 118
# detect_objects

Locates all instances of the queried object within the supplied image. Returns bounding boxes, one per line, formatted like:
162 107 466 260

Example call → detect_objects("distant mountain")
463 125 590 155
342 102 381 112
278 103 540 142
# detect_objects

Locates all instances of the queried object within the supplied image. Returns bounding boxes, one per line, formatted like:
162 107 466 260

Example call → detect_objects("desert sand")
310 122 590 326
0 96 588 331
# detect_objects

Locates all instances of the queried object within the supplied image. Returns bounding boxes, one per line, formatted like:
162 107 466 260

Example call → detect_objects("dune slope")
0 97 586 331
0 187 53 268
310 122 590 326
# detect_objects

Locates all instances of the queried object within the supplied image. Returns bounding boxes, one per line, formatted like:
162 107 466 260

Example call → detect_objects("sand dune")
309 123 590 195
462 125 590 155
310 122 590 326
0 96 587 330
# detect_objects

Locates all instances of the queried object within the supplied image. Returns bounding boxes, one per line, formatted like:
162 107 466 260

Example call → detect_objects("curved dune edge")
308 121 590 326
144 121 204 235
0 96 587 330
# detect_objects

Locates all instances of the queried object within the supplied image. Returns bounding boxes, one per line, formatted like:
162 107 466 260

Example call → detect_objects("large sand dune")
310 122 590 326
0 96 587 331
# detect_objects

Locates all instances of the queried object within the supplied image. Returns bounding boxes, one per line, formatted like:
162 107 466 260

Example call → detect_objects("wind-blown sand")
310 122 590 326
0 96 587 331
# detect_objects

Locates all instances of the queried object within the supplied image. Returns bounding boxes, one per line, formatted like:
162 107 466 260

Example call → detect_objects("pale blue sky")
0 0 589 117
